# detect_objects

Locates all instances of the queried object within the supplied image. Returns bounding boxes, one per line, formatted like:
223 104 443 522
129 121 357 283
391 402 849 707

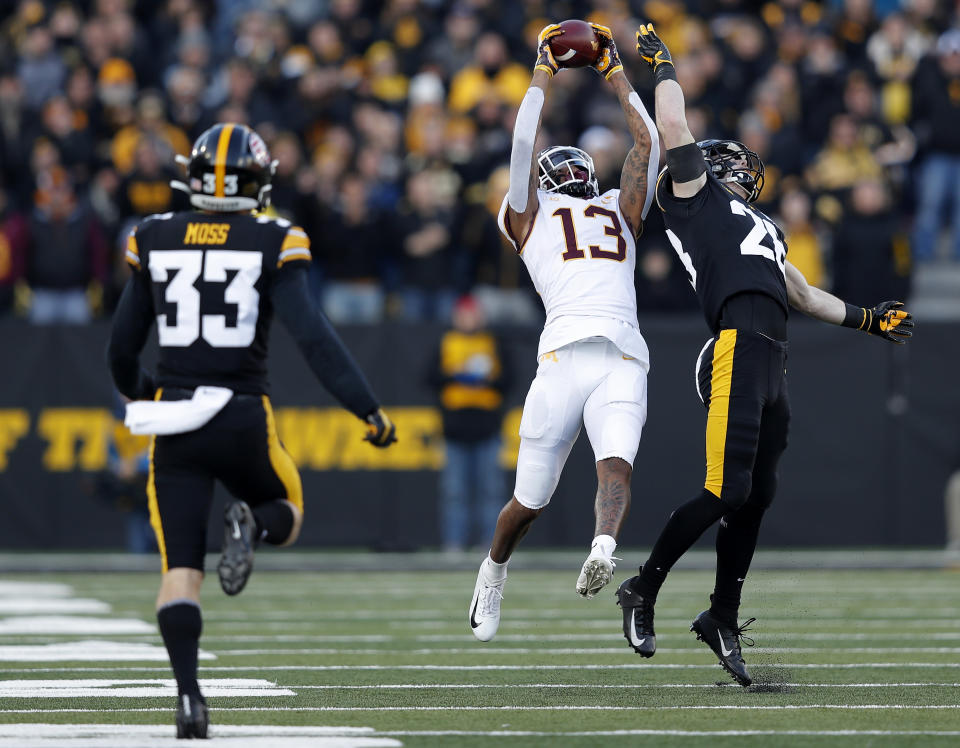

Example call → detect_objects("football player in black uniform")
107 123 396 737
615 27 914 686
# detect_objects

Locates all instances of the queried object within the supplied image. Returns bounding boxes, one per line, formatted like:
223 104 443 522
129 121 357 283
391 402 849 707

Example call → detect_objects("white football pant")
513 338 648 510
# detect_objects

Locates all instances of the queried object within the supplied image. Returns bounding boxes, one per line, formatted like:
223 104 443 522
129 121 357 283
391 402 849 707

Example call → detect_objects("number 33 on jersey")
125 211 311 392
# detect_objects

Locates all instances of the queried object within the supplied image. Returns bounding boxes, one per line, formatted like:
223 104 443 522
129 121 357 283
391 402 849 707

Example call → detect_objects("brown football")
548 19 600 68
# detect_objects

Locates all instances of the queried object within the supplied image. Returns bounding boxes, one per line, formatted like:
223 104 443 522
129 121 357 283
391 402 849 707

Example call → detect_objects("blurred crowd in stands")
0 0 958 325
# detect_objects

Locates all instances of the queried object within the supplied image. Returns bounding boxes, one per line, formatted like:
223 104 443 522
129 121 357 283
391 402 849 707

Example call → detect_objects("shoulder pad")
277 225 312 268
255 213 292 229
126 212 175 270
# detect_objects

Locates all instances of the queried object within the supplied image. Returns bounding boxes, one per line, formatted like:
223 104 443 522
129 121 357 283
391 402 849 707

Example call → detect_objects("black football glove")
364 408 397 448
590 23 623 80
636 23 676 84
865 300 914 344
535 23 564 77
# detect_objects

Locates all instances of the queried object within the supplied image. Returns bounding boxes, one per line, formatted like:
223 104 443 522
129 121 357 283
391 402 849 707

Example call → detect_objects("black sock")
637 488 727 600
253 500 295 545
711 501 766 625
157 600 202 698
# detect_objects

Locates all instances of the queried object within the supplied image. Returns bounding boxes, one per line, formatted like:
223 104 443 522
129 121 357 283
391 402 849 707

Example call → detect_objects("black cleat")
218 501 256 596
616 573 656 657
175 693 209 739
691 608 756 687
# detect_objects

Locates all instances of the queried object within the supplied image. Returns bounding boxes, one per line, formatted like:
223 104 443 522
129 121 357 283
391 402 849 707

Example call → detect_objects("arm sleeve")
508 86 544 214
107 270 156 400
627 91 660 221
272 267 379 419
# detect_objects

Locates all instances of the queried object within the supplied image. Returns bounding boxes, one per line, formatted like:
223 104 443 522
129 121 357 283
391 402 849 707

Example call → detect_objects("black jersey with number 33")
125 210 312 393
656 171 788 333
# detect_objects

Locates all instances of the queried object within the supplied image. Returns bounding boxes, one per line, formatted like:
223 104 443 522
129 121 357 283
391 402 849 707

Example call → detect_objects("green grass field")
1 563 959 746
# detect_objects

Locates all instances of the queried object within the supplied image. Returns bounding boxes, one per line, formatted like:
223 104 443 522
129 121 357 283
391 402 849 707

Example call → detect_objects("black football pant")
697 328 790 510
148 390 302 572
699 329 790 617
638 329 789 609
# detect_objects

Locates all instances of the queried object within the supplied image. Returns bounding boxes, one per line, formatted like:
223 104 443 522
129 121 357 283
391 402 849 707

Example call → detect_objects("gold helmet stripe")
214 124 235 198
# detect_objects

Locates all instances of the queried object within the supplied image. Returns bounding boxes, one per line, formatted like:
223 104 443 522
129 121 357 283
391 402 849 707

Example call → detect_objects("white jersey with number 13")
498 188 649 370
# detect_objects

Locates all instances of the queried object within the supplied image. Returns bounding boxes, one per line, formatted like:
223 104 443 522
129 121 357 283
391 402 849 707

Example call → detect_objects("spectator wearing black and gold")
447 31 528 115
832 177 910 304
806 112 883 224
0 186 27 315
428 295 511 552
911 29 960 263
312 172 395 325
115 135 182 220
24 167 108 324
397 167 459 322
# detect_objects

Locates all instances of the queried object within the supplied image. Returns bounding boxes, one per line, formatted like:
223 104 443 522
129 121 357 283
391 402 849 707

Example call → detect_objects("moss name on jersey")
125 211 311 393
657 172 788 333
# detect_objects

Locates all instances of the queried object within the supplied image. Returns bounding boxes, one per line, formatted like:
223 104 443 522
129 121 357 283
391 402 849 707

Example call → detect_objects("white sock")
482 554 508 582
590 534 617 559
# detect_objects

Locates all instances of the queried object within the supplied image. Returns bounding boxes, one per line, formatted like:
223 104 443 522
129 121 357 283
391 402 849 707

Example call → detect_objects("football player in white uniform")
469 23 660 641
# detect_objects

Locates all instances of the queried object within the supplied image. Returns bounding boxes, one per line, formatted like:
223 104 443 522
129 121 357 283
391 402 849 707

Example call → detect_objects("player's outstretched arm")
785 260 914 344
505 25 561 240
273 268 396 445
107 271 157 400
591 24 660 234
636 23 706 199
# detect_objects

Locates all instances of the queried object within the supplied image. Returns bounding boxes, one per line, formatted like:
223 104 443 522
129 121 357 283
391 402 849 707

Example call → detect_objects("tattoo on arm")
607 76 653 234
619 143 650 236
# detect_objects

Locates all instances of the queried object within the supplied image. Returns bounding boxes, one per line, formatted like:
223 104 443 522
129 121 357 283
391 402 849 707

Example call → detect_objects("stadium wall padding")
0 317 957 550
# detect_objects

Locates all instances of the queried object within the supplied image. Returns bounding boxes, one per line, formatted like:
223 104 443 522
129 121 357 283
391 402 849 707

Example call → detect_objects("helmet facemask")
537 146 599 199
699 140 765 203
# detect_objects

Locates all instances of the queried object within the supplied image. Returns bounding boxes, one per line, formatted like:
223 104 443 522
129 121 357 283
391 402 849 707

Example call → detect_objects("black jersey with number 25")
125 210 312 393
656 171 788 333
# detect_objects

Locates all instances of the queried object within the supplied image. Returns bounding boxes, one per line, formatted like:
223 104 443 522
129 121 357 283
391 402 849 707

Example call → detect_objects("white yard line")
0 641 215 662
7 662 960 674
207 646 960 656
4 705 959 714
289 682 960 689
414 632 960 642
0 600 111 615
3 673 959 690
0 724 399 747
0 617 154 635
10 629 960 643
0 583 73 597
380 730 960 737
0 678 294 698
203 610 960 623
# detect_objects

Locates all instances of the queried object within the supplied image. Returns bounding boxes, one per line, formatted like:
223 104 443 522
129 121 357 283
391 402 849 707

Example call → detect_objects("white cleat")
469 566 506 642
576 554 615 599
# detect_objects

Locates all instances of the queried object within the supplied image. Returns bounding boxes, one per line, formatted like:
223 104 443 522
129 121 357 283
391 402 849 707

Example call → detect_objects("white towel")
124 386 234 435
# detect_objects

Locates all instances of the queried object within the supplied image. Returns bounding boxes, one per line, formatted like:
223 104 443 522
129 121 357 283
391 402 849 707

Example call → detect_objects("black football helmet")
171 123 277 212
698 139 764 203
537 146 599 199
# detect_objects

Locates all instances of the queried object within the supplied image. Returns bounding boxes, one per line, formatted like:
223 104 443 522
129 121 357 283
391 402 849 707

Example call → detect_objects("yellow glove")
590 23 623 80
